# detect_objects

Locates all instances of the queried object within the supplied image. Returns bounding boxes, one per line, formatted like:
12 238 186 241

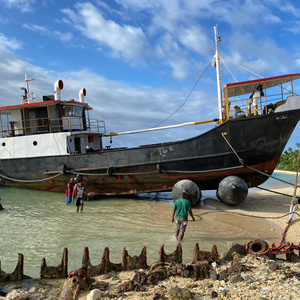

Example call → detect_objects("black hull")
0 109 299 194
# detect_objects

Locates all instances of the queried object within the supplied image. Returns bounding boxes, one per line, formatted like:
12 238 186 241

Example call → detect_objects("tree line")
277 144 300 172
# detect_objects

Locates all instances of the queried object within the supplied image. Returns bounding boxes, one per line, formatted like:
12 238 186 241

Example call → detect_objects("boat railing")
0 116 106 138
226 90 294 119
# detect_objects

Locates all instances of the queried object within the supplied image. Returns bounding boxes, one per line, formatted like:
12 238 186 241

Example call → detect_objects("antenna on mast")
213 25 223 121
21 74 36 104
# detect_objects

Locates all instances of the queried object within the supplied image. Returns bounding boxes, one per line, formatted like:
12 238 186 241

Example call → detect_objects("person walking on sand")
172 191 195 241
72 181 86 213
66 178 75 205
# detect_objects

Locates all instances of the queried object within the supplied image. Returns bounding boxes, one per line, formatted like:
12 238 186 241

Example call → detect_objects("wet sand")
191 185 300 248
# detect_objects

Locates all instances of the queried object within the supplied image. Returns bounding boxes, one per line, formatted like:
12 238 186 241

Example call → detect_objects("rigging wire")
221 55 264 79
153 63 211 128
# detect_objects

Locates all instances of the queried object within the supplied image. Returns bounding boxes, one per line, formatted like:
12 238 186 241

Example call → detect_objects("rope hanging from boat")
0 172 64 183
221 132 300 188
256 186 300 198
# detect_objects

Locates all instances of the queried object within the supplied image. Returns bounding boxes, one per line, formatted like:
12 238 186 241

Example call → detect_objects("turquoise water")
0 171 297 278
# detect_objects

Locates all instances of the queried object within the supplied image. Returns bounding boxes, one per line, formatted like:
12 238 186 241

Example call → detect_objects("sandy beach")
197 185 300 246
1 185 299 299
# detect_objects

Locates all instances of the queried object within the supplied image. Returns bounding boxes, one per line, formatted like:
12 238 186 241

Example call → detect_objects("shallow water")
0 172 297 278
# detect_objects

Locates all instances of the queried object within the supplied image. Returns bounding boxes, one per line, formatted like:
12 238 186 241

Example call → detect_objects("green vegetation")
277 144 300 172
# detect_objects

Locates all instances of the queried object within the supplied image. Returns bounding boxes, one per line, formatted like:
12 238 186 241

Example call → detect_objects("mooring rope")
256 186 300 199
0 172 64 183
221 133 300 188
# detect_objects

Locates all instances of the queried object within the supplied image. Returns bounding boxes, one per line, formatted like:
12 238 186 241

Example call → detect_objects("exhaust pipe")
79 88 86 103
54 80 64 101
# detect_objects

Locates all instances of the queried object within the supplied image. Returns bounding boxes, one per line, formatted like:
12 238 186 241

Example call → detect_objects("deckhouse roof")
0 100 91 113
223 73 300 98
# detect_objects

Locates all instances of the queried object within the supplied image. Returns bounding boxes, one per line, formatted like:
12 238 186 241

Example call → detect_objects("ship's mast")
21 74 35 104
214 25 223 120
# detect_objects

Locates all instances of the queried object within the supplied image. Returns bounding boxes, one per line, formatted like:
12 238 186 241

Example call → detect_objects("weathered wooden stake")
122 246 148 270
10 253 24 280
62 247 68 278
192 243 219 264
159 244 182 263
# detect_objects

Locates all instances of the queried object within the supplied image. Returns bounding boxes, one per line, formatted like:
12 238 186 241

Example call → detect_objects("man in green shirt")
172 191 195 241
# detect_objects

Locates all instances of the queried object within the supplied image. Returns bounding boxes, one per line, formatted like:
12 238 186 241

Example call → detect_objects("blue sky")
0 0 299 150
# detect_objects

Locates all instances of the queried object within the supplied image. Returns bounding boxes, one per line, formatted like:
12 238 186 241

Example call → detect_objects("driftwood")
40 248 68 279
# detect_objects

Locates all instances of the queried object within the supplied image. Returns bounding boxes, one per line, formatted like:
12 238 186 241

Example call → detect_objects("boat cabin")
0 79 106 159
221 74 300 122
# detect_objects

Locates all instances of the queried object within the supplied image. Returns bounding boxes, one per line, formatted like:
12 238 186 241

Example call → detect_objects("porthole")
2 142 5 147
33 141 38 146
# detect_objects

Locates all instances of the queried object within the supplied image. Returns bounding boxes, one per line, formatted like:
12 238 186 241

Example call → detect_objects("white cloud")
223 32 293 78
62 2 151 63
22 23 73 43
1 0 35 13
0 33 23 50
278 1 300 17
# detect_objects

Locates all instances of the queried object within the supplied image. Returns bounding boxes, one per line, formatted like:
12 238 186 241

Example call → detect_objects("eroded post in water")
122 246 148 270
192 243 219 263
62 247 68 278
159 244 182 263
40 248 68 279
10 253 24 281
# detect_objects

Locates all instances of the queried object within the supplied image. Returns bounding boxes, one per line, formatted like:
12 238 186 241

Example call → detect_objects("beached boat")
0 26 299 204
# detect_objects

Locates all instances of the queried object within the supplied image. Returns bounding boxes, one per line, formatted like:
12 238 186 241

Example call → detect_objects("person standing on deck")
172 191 195 241
72 181 86 213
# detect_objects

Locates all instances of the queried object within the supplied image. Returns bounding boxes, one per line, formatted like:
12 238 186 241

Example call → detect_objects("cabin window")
63 106 73 117
62 105 83 117
74 106 83 117
33 141 38 146
2 143 5 146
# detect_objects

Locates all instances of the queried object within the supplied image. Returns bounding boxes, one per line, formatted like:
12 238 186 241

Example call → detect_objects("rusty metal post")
82 247 90 269
192 243 200 264
99 247 111 274
212 245 218 256
10 253 24 280
17 253 24 280
159 245 167 262
62 247 68 278
122 248 129 270
140 246 147 269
